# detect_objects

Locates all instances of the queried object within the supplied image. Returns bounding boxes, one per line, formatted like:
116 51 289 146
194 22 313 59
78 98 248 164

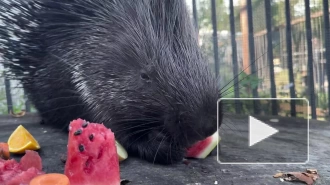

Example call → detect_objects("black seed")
82 121 88 128
60 154 67 164
120 179 131 185
79 144 84 152
74 129 82 136
89 134 94 141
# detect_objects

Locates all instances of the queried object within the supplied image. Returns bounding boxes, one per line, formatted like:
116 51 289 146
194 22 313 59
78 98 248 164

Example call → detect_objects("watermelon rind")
196 131 221 158
186 131 221 159
115 140 128 161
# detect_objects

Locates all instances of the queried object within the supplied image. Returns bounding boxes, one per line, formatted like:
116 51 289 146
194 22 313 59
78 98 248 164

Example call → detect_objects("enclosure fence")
193 0 330 121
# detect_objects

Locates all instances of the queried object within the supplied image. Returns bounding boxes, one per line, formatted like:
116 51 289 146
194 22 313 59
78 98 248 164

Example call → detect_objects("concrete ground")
0 113 329 185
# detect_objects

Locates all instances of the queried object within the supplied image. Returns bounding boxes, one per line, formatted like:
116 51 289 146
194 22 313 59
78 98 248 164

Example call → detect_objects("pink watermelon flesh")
0 150 44 185
20 150 42 171
6 167 44 185
0 159 20 173
185 131 219 159
0 159 21 182
0 167 21 182
64 118 120 185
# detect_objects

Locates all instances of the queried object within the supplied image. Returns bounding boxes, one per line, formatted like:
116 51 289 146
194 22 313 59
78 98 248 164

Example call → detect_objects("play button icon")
217 98 308 164
249 116 278 147
217 98 309 165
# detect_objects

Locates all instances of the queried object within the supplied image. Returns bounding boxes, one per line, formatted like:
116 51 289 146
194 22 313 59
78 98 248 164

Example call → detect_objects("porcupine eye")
140 73 150 81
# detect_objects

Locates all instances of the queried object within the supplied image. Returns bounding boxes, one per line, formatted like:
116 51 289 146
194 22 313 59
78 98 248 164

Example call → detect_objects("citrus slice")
29 173 70 185
8 125 40 154
115 140 128 161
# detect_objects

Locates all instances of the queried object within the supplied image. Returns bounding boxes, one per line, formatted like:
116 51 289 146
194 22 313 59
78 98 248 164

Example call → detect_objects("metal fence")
191 0 330 121
0 0 329 121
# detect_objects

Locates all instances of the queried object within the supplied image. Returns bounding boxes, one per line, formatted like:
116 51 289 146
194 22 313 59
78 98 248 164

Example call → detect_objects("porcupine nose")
196 99 221 139
200 115 218 138
182 113 218 146
163 111 212 147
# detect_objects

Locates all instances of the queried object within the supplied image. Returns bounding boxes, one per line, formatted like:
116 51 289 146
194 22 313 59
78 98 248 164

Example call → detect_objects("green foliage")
271 0 300 26
222 72 263 98
197 0 241 31
316 91 328 110
238 72 263 90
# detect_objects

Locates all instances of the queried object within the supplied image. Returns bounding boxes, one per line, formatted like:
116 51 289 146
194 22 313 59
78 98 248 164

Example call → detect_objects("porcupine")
0 0 223 164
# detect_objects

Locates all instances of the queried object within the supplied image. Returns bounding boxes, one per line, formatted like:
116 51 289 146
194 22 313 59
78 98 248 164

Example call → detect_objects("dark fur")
0 0 223 164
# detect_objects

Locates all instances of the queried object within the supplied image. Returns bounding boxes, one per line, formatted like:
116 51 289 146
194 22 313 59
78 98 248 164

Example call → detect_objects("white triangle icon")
249 116 278 147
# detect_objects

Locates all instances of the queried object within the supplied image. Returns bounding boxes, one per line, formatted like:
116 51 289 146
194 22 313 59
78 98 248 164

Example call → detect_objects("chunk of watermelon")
20 150 42 171
185 131 220 159
0 150 44 185
6 167 44 185
0 159 20 173
64 119 120 185
0 167 21 182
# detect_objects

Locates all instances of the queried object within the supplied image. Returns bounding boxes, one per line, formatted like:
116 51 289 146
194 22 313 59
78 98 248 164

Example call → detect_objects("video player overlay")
217 98 308 164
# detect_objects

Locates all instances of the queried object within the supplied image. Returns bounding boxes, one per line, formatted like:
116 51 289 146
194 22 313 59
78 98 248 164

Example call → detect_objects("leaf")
306 169 318 174
284 172 314 185
302 172 319 181
273 169 319 185
273 172 284 178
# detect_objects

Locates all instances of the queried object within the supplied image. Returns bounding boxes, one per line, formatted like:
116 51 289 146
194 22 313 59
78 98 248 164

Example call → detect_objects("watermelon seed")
89 134 94 141
79 144 84 152
60 154 67 163
74 129 82 135
82 121 88 128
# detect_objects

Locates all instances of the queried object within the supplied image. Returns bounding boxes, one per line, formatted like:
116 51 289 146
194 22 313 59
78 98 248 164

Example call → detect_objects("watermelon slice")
6 167 44 185
20 150 42 171
0 150 44 185
64 119 120 185
185 131 220 159
0 159 21 182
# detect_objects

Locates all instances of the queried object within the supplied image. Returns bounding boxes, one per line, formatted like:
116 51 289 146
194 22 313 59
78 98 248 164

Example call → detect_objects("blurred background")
0 0 328 121
185 0 328 121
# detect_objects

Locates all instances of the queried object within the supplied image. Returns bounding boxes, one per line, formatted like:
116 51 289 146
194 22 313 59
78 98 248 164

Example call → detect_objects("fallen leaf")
303 172 319 181
306 169 318 174
273 169 319 185
285 172 314 185
273 172 284 178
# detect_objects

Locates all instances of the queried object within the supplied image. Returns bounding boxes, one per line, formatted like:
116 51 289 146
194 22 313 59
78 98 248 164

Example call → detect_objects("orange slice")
29 173 70 185
8 125 40 154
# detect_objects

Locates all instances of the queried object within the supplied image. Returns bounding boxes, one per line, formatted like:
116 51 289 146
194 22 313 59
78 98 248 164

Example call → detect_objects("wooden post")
240 0 250 74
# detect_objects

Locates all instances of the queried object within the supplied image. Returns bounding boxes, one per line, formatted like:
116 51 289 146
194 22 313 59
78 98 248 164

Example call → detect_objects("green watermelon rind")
115 140 128 161
186 131 221 159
